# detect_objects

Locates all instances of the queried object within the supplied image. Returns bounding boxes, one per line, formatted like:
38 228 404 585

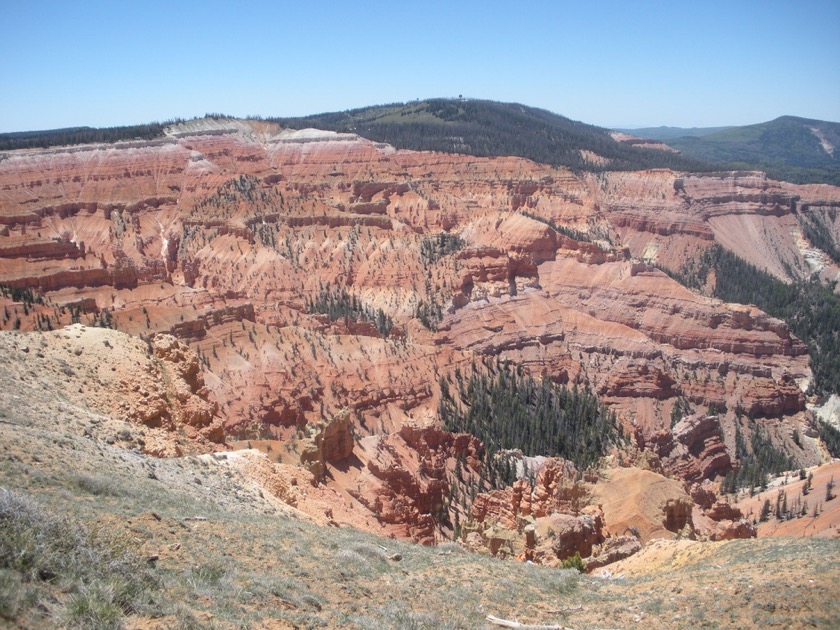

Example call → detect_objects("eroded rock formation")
1 118 837 548
298 408 355 482
349 424 483 544
649 414 733 483
152 334 224 442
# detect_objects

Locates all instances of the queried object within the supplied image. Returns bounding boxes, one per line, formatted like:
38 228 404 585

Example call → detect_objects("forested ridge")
0 123 174 151
273 99 715 174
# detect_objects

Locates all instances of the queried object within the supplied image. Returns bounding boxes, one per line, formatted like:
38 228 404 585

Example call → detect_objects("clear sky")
2 0 838 133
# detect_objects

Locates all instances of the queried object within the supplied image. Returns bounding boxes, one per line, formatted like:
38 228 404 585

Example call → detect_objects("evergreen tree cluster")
0 285 44 307
306 285 393 338
1 284 47 329
414 298 444 331
420 233 465 265
756 471 835 523
766 488 813 520
797 208 840 265
721 422 794 493
816 420 840 459
414 233 464 331
0 122 176 151
438 359 622 471
194 175 280 213
92 308 115 329
670 397 693 427
665 245 840 397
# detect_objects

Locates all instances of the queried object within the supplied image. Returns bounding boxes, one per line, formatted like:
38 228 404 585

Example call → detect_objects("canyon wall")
1 119 838 542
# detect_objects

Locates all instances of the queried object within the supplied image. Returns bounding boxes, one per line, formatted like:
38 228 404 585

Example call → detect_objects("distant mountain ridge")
631 116 840 186
617 126 735 140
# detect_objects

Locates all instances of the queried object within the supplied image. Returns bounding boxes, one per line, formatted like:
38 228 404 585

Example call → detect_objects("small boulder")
585 535 642 572
710 519 756 541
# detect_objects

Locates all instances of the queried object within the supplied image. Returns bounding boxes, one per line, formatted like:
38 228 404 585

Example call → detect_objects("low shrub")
560 551 585 573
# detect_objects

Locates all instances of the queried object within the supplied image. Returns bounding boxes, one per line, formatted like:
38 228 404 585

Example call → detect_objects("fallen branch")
486 615 574 630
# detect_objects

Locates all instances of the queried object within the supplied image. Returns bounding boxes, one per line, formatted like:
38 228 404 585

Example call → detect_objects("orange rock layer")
1 120 838 544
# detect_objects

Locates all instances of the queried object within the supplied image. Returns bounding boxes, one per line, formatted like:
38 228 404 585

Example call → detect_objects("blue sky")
2 0 838 133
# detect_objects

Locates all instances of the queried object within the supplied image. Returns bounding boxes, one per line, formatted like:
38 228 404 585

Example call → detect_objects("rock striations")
0 118 838 558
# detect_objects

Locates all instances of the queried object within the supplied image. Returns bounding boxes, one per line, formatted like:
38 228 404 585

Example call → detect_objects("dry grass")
0 489 161 628
3 447 840 629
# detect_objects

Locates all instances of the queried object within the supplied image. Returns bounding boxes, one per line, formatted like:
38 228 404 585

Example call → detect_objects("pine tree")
759 499 771 522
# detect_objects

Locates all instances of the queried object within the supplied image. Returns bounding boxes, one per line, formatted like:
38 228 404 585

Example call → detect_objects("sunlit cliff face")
1 120 837 543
